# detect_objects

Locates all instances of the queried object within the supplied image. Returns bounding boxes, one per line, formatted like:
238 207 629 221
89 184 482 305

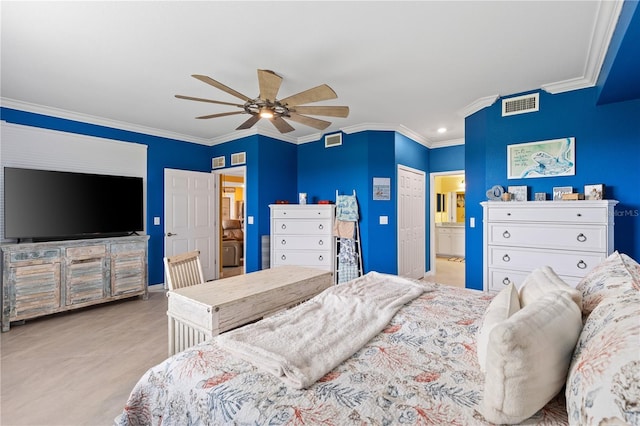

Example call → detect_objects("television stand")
1 235 149 332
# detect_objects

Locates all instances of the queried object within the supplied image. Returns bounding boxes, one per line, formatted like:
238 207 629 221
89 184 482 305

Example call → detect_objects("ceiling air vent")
212 156 225 169
502 93 539 117
325 133 342 148
231 152 246 165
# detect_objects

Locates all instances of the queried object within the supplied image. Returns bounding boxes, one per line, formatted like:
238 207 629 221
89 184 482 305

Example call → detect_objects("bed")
116 251 639 426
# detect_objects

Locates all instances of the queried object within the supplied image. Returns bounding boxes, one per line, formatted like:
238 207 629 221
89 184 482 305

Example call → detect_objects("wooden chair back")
163 250 205 291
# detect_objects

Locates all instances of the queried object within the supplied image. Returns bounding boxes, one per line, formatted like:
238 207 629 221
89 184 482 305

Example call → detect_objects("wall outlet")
470 217 475 228
247 216 254 225
153 217 160 226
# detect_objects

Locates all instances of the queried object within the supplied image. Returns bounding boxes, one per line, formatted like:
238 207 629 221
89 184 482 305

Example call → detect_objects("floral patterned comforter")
116 282 568 425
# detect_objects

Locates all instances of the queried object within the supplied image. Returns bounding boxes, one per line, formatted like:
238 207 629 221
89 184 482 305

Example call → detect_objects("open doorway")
216 166 246 278
428 171 465 287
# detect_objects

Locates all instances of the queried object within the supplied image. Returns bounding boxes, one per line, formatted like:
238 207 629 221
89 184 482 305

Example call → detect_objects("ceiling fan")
175 69 349 134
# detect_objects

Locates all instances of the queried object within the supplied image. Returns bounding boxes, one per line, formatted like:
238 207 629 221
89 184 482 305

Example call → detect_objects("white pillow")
476 282 520 373
519 266 582 308
479 291 582 424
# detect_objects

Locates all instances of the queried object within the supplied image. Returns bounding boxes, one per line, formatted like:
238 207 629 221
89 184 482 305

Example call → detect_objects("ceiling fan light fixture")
259 108 274 119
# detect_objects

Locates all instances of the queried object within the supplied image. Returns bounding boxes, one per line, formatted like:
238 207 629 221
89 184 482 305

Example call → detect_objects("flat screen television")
4 167 144 241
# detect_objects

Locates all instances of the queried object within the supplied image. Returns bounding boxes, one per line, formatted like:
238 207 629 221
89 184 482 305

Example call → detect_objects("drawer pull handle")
318 255 324 261
502 277 511 285
281 239 286 245
577 260 587 269
502 254 510 262
502 230 511 239
507 212 512 216
576 233 587 242
577 213 582 217
318 224 324 230
318 240 323 246
281 254 286 260
281 224 287 230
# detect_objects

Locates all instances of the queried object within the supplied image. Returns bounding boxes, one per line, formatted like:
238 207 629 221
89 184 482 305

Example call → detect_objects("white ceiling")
0 1 622 147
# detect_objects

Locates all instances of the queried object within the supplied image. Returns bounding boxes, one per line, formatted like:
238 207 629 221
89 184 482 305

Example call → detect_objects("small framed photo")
508 186 528 202
584 184 605 200
553 186 573 201
534 192 547 201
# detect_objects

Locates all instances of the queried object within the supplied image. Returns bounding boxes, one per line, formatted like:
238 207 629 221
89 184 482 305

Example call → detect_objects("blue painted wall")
1 108 213 285
429 144 465 172
464 88 640 290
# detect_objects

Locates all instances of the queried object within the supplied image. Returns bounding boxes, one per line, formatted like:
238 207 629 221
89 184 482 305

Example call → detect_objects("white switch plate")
153 217 160 225
247 216 254 225
470 217 475 228
380 215 388 225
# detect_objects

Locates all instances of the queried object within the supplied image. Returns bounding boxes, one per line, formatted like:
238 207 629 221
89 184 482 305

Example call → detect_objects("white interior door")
397 165 426 279
164 168 217 282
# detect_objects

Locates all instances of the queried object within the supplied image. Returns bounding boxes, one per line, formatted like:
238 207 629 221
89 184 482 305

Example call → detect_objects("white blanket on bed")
217 271 425 389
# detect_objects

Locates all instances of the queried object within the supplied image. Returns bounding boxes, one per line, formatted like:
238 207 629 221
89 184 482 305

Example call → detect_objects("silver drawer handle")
318 224 324 230
577 260 587 269
281 224 287 230
576 233 587 242
502 230 511 239
281 239 286 245
318 255 324 261
281 254 286 260
318 240 323 246
502 277 511 285
502 254 510 262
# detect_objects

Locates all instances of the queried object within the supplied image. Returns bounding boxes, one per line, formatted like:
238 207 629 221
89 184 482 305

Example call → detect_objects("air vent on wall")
325 133 342 148
502 93 539 116
212 156 225 169
231 152 246 165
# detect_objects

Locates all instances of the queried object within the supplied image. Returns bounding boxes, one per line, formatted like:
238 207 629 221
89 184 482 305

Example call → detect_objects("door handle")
166 232 177 237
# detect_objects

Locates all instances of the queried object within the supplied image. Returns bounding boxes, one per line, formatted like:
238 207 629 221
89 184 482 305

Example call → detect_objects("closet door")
398 165 425 279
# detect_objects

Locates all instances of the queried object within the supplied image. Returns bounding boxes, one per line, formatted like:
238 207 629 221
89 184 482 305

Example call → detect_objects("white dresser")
481 200 617 292
270 204 335 272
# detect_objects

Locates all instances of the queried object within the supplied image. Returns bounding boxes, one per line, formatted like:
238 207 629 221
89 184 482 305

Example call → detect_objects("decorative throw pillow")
479 291 582 425
577 251 640 317
566 294 640 426
476 282 520 373
519 266 582 308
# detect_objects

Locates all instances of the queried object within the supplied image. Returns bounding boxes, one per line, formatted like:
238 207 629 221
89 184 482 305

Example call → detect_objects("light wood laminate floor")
0 287 168 426
0 265 465 425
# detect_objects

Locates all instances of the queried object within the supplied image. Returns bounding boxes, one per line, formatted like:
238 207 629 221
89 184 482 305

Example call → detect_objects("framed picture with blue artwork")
507 137 575 179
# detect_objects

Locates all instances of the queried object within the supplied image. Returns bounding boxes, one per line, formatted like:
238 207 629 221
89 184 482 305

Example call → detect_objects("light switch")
247 216 254 225
470 217 475 228
153 217 160 226
380 215 388 225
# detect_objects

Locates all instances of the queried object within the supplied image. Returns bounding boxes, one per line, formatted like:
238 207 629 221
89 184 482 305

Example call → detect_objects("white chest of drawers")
270 204 335 272
481 200 617 292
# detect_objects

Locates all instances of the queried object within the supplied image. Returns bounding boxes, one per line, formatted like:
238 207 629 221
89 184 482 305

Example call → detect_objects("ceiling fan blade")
279 84 337 106
192 74 252 102
287 113 331 130
175 94 244 107
291 105 350 118
236 114 262 130
196 111 245 119
271 116 296 133
257 69 282 101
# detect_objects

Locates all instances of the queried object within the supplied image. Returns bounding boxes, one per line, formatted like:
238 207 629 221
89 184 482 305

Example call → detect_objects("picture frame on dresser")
584 184 605 200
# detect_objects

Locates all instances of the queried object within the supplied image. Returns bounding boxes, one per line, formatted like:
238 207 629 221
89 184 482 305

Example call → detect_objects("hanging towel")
333 220 355 239
338 238 359 284
336 195 359 221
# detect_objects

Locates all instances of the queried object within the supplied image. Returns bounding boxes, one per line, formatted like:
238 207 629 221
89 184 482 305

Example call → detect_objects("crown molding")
542 0 624 94
0 97 211 145
342 122 431 147
430 138 465 148
458 94 500 118
1 99 435 149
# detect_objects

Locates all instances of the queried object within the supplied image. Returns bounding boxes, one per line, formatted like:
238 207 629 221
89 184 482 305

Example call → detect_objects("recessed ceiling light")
437 127 447 134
